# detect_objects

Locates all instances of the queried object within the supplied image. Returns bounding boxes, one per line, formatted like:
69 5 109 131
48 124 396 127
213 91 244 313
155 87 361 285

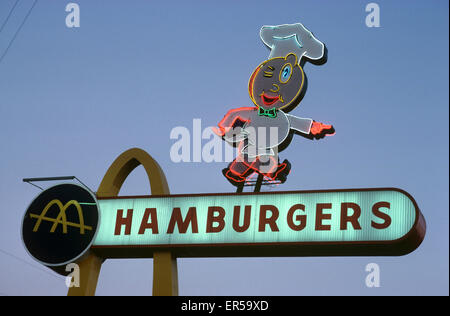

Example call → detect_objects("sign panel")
92 188 425 258
22 183 99 266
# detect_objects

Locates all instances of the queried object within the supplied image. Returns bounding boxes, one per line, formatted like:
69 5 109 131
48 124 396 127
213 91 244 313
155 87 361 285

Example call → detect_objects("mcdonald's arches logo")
21 183 99 267
30 199 93 235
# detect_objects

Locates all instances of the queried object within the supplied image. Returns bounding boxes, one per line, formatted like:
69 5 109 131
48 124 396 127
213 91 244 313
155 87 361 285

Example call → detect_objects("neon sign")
92 188 425 257
213 23 335 187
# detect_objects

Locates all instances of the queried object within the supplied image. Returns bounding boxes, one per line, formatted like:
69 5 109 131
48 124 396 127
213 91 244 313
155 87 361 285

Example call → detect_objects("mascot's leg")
258 154 291 183
256 154 278 175
223 140 256 186
223 156 291 186
223 153 256 186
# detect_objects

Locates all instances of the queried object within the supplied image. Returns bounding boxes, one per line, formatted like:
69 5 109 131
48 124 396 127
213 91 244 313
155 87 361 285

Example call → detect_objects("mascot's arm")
287 114 335 139
212 107 256 137
286 114 313 134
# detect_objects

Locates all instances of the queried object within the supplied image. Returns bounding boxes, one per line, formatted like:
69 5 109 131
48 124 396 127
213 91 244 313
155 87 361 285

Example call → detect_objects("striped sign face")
91 188 425 258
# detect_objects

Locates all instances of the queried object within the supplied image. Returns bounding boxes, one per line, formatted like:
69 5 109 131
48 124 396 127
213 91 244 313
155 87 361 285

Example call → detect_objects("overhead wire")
0 0 20 34
0 247 64 281
0 0 38 65
0 0 56 296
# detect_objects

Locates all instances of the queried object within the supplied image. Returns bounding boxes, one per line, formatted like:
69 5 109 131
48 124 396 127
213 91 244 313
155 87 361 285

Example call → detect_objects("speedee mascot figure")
213 23 335 187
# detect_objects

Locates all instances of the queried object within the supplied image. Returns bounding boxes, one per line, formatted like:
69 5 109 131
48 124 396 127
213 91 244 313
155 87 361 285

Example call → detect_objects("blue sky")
0 0 448 295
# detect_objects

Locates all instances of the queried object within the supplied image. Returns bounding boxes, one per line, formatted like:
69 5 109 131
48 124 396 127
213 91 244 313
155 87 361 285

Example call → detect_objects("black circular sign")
22 183 99 266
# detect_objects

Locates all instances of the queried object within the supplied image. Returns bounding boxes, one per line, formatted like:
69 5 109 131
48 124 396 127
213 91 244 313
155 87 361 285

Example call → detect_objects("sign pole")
254 173 264 192
153 251 178 296
67 253 102 296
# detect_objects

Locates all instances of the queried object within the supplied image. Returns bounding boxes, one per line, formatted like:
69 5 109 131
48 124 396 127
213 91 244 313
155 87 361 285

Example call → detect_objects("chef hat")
260 23 326 65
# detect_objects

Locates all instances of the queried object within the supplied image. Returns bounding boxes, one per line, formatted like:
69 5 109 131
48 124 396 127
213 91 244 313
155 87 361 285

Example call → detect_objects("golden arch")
68 148 176 296
97 147 170 197
30 199 92 234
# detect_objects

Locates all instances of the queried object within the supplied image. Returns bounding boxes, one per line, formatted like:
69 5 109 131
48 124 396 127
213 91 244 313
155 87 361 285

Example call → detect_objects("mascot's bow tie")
258 107 277 118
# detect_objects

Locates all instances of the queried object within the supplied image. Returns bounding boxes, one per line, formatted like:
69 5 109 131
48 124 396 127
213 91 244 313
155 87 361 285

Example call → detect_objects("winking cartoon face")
248 53 305 112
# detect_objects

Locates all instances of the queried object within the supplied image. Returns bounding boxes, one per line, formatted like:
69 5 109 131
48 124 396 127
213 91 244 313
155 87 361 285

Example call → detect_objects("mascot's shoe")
222 168 246 187
265 159 291 183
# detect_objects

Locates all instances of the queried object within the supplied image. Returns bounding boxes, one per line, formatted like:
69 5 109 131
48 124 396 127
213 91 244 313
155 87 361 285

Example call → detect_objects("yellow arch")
97 147 170 197
69 148 174 296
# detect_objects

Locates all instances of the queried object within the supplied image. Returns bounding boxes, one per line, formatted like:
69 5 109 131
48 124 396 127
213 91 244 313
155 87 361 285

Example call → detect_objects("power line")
0 248 64 282
0 0 20 35
0 0 38 65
